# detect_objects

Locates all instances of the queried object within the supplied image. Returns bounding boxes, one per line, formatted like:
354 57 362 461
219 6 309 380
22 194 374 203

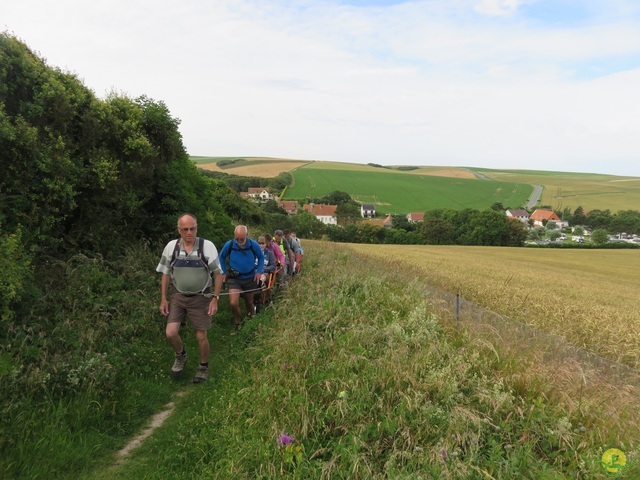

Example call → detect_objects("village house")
407 212 424 223
361 204 376 218
530 209 561 228
505 209 530 224
362 214 394 228
242 187 274 203
303 203 338 225
278 200 299 215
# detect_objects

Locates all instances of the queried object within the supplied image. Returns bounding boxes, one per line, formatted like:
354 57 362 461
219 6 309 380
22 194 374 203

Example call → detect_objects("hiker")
255 235 279 308
258 235 278 284
157 213 223 383
274 229 294 284
264 233 285 268
284 229 301 277
288 230 302 274
219 225 264 335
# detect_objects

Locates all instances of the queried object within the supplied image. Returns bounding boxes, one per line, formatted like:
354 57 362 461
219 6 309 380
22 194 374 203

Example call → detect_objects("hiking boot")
231 324 240 336
192 365 208 383
171 351 187 377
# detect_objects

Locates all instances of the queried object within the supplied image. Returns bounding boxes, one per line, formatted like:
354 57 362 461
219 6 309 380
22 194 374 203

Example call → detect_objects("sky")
2 0 640 176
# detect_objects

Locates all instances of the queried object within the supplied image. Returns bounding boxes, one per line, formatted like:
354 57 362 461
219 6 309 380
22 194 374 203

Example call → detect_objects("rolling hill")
191 156 640 213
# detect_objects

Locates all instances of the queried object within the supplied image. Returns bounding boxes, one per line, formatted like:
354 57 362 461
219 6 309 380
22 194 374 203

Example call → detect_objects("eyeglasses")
179 227 197 232
235 237 247 243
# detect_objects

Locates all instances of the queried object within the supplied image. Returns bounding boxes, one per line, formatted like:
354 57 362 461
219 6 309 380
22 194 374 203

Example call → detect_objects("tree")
292 212 326 239
548 230 561 241
610 210 640 235
591 228 609 246
263 200 288 215
336 202 360 225
391 215 414 232
422 218 454 245
584 209 611 230
459 210 516 246
571 206 587 226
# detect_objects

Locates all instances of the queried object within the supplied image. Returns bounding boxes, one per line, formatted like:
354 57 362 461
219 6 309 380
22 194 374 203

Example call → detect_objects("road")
526 184 543 209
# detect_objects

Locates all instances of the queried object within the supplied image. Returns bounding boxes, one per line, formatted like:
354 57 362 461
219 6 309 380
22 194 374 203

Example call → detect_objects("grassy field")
191 156 640 212
91 241 638 479
475 168 640 212
287 165 532 213
350 244 640 368
191 156 310 177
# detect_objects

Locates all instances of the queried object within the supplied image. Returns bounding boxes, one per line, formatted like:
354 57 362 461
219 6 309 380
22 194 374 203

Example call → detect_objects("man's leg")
244 291 255 317
166 322 183 353
195 329 209 364
166 318 187 377
228 289 242 327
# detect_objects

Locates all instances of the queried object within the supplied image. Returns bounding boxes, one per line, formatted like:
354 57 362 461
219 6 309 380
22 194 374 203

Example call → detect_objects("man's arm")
160 274 171 316
208 271 223 316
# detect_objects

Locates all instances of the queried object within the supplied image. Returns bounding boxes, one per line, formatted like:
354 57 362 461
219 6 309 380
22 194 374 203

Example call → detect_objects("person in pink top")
264 233 284 266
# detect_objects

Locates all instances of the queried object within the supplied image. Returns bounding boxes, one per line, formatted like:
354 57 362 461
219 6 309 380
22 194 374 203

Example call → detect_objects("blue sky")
2 0 640 175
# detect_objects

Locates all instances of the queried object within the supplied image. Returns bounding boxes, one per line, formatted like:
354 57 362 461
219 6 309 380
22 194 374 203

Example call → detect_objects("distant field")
287 165 531 212
192 157 640 211
304 161 476 179
351 244 640 368
476 168 640 212
191 156 309 177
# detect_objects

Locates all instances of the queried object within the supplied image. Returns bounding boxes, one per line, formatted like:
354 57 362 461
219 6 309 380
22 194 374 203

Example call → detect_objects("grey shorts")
226 276 258 293
168 293 212 330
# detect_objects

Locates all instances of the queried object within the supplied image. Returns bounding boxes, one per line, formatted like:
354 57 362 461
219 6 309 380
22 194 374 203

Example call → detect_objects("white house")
361 204 376 218
246 187 274 202
505 209 530 224
303 203 338 225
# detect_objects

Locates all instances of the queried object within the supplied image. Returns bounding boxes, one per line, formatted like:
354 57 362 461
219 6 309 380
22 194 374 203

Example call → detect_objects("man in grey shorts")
219 225 264 335
157 213 223 383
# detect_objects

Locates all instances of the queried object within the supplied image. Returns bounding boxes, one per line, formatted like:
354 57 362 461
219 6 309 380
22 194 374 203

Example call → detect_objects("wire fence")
422 283 640 400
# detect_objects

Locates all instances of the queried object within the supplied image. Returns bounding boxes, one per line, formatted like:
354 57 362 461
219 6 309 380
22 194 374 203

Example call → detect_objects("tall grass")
0 244 191 478
100 242 638 479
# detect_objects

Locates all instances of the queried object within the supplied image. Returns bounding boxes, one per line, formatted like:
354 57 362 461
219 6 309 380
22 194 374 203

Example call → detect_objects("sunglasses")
259 242 266 244
235 237 247 243
179 227 197 232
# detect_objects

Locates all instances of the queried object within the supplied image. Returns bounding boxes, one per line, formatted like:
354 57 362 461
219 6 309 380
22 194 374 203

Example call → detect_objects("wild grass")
0 245 192 479
349 244 640 369
99 242 638 479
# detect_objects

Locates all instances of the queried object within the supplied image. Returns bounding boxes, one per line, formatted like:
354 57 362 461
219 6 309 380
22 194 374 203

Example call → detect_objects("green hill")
286 164 531 213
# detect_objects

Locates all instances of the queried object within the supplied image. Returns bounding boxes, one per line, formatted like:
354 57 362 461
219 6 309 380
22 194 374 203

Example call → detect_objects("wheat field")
349 244 640 368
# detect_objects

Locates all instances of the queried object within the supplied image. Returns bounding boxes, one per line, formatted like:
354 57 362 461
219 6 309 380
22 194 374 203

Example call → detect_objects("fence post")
455 293 460 326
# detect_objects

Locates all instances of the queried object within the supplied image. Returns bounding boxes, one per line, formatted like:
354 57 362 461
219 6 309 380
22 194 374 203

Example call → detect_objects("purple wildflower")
277 433 295 446
441 449 448 459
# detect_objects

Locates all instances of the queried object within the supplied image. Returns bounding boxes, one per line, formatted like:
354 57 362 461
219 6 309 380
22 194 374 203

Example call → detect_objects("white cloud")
474 0 529 17
2 0 640 175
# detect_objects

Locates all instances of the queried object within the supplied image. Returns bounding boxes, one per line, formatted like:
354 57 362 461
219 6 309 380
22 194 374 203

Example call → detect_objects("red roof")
530 209 560 221
303 204 337 217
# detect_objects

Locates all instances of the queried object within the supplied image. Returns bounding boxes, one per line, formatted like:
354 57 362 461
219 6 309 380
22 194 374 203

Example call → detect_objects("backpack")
171 237 208 267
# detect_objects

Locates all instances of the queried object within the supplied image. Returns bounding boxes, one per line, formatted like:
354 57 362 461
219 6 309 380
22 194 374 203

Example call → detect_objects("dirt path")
111 390 187 467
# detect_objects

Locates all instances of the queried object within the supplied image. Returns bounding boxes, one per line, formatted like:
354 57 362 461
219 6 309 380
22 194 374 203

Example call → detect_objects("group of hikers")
156 213 303 383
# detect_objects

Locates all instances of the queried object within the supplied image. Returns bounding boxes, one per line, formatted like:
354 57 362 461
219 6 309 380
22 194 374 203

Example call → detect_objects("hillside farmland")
287 165 531 213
